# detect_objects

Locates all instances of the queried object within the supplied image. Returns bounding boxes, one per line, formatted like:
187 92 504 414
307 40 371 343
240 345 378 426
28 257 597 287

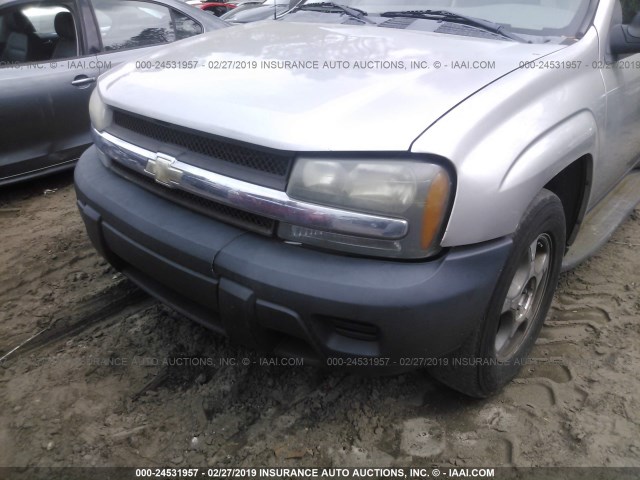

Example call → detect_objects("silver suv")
75 0 640 396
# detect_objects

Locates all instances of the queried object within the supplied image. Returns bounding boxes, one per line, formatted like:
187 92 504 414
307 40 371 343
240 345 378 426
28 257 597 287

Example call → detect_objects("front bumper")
75 146 512 366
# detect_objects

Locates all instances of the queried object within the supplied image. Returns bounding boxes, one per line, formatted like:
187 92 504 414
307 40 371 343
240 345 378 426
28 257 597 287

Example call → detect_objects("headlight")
89 88 112 132
279 157 452 259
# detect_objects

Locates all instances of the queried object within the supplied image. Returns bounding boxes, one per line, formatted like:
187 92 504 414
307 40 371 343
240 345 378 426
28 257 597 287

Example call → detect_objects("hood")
99 21 562 151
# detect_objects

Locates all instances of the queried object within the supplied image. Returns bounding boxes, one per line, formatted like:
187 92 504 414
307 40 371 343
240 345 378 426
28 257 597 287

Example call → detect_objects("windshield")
296 0 594 37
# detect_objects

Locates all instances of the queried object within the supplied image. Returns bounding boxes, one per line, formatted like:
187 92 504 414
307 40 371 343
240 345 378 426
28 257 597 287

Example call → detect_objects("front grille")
110 162 276 236
112 110 293 177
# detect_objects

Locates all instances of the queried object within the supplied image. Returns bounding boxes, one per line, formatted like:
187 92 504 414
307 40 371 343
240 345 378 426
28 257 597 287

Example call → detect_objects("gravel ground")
1 172 639 470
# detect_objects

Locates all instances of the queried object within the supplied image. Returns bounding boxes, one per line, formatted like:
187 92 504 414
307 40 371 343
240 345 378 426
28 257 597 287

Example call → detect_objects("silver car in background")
76 0 640 396
0 0 226 186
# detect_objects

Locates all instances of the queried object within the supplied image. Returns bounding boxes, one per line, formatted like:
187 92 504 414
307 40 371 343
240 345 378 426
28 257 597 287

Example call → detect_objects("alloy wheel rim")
494 233 553 361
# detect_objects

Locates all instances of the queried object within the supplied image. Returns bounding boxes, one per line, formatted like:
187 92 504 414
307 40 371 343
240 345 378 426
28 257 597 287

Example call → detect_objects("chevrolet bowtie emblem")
145 153 183 187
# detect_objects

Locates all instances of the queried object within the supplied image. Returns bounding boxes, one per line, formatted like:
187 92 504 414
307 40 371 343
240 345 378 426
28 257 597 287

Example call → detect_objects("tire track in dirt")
0 282 152 364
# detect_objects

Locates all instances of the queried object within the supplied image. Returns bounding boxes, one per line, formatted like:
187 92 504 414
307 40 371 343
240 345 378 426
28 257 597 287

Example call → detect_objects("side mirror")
611 12 640 55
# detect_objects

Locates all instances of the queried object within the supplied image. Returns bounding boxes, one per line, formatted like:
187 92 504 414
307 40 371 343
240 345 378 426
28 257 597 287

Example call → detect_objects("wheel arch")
438 109 598 247
543 154 593 246
496 109 597 242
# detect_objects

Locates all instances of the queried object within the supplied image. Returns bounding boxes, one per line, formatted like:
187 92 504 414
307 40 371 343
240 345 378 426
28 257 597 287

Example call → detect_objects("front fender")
411 28 604 247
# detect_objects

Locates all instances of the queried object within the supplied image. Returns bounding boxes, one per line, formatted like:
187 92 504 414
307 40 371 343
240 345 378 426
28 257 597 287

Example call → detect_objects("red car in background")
197 1 237 16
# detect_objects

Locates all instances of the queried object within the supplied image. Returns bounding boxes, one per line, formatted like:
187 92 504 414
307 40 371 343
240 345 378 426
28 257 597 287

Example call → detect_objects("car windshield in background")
296 0 594 37
92 0 202 51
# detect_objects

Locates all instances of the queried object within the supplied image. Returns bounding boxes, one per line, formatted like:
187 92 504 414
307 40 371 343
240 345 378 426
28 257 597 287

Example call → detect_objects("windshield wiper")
294 2 374 23
380 10 527 42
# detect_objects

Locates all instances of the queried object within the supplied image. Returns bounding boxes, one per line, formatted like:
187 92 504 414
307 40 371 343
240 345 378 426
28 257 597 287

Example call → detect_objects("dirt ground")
1 171 639 470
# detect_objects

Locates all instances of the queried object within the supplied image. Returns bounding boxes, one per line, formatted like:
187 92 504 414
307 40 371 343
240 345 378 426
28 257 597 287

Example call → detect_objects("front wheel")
429 189 566 398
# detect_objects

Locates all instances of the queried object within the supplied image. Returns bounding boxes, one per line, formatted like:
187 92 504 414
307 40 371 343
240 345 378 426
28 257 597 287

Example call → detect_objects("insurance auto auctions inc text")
246 468 495 477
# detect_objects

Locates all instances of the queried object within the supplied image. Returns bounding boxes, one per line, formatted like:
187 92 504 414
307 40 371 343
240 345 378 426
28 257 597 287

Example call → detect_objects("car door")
89 0 204 76
0 0 100 184
596 0 640 202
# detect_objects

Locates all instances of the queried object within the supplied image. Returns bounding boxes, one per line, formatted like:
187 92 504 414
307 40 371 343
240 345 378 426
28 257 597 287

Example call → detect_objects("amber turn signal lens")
421 172 450 249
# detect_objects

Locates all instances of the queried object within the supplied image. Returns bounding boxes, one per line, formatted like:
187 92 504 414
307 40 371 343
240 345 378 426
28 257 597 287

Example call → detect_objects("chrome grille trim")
93 129 409 240
109 161 276 235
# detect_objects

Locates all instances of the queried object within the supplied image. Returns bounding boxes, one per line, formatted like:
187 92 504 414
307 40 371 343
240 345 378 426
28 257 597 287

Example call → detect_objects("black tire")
429 189 566 398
